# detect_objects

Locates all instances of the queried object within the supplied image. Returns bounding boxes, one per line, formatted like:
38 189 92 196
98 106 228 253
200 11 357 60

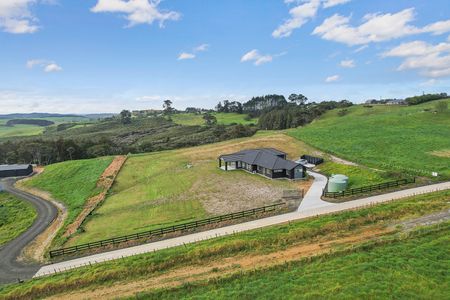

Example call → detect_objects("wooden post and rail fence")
49 202 286 258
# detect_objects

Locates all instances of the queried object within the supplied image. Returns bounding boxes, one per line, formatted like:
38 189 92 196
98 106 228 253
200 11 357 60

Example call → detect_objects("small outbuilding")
0 164 33 178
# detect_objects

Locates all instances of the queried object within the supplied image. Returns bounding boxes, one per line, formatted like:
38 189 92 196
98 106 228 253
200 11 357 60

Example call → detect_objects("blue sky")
1 0 450 113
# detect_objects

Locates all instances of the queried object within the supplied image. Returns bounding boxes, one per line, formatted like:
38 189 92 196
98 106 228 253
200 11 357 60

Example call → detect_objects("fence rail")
322 178 415 198
49 202 286 258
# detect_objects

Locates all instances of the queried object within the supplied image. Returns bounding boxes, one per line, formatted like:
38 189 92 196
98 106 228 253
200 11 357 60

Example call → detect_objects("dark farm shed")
0 164 33 178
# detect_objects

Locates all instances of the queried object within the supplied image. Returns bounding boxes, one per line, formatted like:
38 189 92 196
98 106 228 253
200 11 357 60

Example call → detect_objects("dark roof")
219 148 301 170
0 164 32 171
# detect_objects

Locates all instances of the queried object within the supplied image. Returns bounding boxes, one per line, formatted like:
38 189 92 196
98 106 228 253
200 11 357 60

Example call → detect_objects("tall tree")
288 94 308 105
163 100 174 116
120 110 132 124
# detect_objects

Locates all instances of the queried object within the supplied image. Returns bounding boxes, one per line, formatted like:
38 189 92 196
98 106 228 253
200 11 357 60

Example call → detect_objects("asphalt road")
0 178 58 285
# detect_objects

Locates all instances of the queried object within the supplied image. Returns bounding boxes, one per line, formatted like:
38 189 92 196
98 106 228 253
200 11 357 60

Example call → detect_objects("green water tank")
327 174 349 192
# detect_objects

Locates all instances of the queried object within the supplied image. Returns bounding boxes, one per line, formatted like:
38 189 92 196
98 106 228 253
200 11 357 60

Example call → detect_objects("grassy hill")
0 192 37 247
288 100 450 179
22 157 113 246
172 112 257 126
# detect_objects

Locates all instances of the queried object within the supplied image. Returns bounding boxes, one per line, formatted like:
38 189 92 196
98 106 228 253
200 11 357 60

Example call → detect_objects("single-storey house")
0 164 33 178
218 148 306 180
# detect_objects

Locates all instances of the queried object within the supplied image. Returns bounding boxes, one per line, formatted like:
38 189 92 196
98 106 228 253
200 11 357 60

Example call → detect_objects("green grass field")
0 192 37 247
288 100 450 179
172 113 258 126
22 157 113 245
0 124 45 138
0 116 90 138
146 224 449 300
67 133 303 245
317 161 394 188
1 190 448 299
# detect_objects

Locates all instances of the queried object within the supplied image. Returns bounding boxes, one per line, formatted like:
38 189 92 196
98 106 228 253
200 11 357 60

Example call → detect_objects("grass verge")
0 192 37 247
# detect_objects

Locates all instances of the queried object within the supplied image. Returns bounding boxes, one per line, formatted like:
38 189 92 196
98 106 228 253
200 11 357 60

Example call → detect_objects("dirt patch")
63 155 127 237
182 171 312 215
49 226 391 300
15 179 67 263
428 150 450 158
399 209 450 230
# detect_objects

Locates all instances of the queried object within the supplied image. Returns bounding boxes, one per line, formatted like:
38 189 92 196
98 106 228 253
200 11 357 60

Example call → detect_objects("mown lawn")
172 113 257 126
22 157 113 243
1 190 448 299
288 99 450 179
0 192 37 247
317 161 394 188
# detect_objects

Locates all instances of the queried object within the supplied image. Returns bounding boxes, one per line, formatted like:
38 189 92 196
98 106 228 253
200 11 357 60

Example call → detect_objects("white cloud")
273 0 320 38
340 59 355 68
325 74 340 82
422 20 450 35
26 59 62 72
241 49 274 66
313 8 421 46
177 52 195 60
420 79 438 86
383 40 450 78
44 63 62 72
322 0 351 9
313 8 450 46
194 44 209 52
91 0 180 28
0 0 40 33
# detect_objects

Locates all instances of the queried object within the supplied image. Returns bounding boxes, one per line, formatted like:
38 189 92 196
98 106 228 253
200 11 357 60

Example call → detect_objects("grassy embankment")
171 112 258 126
22 157 113 246
0 192 37 246
143 223 450 300
0 190 448 299
289 99 450 179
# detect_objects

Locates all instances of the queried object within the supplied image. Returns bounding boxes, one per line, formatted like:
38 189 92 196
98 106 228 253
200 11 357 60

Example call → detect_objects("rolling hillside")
288 100 450 179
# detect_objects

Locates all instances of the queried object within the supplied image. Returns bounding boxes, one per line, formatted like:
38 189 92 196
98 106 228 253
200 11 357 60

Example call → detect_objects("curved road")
0 178 58 285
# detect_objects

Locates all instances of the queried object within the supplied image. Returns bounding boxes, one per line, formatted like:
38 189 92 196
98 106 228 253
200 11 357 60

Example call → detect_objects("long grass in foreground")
141 223 450 300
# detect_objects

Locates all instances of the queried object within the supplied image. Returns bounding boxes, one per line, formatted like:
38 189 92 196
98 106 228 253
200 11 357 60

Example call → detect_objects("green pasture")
289 99 450 178
172 113 257 126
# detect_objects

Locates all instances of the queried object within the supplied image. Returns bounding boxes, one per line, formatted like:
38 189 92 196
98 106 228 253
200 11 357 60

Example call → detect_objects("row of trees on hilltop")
258 100 353 130
405 93 448 105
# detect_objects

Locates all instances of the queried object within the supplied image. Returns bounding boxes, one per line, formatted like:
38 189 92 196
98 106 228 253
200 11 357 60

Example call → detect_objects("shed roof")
219 148 301 170
0 164 32 171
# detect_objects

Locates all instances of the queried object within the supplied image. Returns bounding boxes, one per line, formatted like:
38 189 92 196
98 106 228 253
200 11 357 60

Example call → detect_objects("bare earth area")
63 155 127 237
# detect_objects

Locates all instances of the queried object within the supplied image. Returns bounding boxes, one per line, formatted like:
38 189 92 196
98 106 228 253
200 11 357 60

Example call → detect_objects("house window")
274 169 284 173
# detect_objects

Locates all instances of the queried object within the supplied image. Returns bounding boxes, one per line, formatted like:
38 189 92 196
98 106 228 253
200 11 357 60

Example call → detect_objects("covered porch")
218 157 241 171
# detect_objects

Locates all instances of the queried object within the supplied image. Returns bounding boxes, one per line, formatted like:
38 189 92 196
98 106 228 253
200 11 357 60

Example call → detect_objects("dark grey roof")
219 148 301 170
0 164 32 171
